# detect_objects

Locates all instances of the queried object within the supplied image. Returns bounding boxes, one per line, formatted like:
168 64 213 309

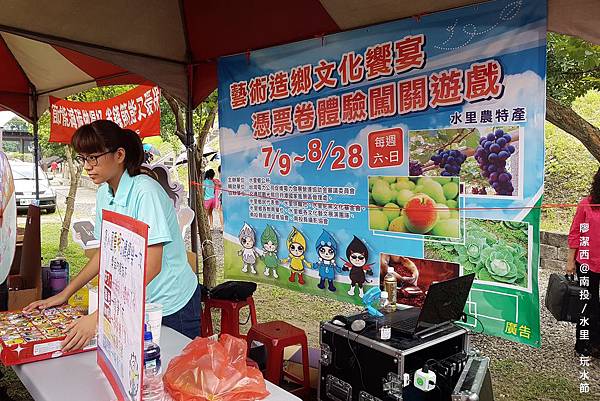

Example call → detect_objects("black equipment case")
319 310 470 401
545 273 583 323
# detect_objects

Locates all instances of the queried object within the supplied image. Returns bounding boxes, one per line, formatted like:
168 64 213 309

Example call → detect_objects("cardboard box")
283 345 320 389
0 305 96 366
6 206 42 311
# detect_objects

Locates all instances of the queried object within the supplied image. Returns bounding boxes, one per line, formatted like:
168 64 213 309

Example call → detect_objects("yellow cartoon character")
282 227 311 285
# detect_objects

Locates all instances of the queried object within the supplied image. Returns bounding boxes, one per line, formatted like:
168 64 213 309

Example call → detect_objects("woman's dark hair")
204 169 215 180
140 165 180 206
71 119 144 176
591 166 600 207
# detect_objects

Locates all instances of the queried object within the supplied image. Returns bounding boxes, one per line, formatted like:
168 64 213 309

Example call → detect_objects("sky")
0 111 16 127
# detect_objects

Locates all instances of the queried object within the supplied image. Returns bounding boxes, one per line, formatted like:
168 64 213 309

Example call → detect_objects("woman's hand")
62 312 97 352
23 292 68 312
566 259 577 276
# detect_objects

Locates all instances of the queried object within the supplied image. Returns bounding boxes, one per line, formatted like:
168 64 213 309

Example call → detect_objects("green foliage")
4 116 30 131
38 112 65 158
160 90 218 155
571 89 600 127
193 90 218 135
543 90 600 232
547 33 600 105
159 96 183 152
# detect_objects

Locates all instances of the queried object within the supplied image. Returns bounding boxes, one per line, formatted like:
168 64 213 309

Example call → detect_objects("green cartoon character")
261 225 280 278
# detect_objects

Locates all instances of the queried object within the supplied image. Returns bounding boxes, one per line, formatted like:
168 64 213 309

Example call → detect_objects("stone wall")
540 231 570 271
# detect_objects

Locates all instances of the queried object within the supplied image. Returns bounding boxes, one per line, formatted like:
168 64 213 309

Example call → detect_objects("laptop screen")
416 273 475 330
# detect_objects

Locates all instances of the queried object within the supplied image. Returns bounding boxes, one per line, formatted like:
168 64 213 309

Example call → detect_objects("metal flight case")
318 310 470 401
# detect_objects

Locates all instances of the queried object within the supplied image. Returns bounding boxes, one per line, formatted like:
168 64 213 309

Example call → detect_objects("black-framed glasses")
75 150 115 166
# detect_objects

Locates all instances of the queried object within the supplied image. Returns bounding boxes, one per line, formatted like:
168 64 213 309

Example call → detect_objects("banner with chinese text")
219 0 546 346
97 210 147 401
49 85 161 143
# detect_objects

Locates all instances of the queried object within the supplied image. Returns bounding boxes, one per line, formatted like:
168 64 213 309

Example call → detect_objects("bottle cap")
387 267 395 274
381 291 388 299
144 324 153 341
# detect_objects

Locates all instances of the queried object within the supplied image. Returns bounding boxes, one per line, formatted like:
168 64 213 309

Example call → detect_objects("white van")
9 160 56 213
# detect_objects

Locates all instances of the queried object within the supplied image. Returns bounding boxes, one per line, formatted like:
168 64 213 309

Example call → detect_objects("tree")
58 146 83 254
163 91 219 288
3 116 29 131
546 33 600 161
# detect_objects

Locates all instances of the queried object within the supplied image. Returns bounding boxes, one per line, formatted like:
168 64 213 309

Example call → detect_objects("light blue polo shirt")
94 170 197 316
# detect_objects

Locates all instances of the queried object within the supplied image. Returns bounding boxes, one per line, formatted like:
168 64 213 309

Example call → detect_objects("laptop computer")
388 273 475 338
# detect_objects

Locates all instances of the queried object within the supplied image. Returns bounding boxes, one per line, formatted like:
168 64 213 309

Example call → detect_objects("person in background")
50 160 58 177
380 254 419 287
25 120 201 349
568 166 600 357
215 165 223 231
203 169 217 229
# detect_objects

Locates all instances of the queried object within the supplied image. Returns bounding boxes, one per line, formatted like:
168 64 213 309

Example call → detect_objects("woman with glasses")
25 120 201 350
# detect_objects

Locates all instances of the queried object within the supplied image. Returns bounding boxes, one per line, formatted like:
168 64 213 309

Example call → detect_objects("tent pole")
32 88 39 201
186 66 200 277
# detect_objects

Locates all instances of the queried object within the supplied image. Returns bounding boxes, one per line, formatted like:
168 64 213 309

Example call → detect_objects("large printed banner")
49 85 161 143
219 0 546 346
98 210 147 401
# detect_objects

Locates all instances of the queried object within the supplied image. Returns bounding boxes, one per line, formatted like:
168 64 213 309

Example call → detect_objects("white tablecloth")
13 326 300 401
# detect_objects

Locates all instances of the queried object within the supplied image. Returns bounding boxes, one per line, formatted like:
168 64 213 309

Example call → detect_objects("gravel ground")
471 263 600 395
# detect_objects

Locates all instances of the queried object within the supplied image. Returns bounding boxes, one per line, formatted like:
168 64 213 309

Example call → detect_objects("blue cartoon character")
313 230 341 292
342 236 374 298
261 225 280 278
282 227 311 285
238 223 260 274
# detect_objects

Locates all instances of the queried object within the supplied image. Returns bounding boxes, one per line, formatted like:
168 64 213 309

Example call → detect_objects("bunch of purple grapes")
474 129 515 195
430 149 466 176
471 186 488 195
409 160 423 176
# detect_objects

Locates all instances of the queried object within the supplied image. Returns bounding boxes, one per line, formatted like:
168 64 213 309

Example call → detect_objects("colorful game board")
0 305 96 365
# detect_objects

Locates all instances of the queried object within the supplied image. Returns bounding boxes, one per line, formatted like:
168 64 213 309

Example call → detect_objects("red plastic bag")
163 334 270 401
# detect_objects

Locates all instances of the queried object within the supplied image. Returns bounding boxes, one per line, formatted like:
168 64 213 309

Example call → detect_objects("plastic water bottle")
49 258 69 296
379 291 391 312
142 325 164 401
383 267 398 312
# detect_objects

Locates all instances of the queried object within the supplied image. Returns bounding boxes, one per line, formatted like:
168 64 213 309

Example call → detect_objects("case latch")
382 372 403 400
320 343 332 367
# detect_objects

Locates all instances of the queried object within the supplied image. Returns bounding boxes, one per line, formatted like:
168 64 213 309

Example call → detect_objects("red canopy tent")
0 33 149 203
0 0 596 112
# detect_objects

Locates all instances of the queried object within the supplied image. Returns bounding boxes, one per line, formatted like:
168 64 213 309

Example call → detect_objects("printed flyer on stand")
97 210 148 401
